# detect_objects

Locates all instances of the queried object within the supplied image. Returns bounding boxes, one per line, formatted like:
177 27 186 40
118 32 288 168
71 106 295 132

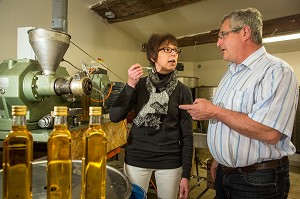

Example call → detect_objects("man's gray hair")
222 8 263 44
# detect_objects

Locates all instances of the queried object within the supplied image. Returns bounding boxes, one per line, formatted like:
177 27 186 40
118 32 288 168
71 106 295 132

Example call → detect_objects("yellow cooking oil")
47 106 72 199
81 106 107 199
3 105 33 199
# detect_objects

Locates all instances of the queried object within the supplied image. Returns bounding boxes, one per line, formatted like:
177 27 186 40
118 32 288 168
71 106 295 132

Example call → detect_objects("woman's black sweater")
109 77 193 179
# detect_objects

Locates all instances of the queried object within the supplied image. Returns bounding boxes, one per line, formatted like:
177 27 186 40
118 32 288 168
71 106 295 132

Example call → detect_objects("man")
180 8 298 199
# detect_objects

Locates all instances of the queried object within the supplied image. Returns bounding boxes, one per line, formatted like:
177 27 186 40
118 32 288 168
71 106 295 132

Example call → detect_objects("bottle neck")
54 115 68 125
89 115 101 125
12 115 27 126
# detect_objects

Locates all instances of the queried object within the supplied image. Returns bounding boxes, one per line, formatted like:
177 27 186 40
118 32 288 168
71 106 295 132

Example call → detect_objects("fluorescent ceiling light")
263 33 300 43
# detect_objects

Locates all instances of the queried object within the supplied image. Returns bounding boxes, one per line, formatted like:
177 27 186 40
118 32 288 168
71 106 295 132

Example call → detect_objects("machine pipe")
54 77 72 95
34 74 57 96
52 0 68 32
54 77 92 96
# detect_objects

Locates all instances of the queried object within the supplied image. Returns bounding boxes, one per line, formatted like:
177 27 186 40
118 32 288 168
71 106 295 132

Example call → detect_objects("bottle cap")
89 106 102 116
12 105 27 116
53 106 68 116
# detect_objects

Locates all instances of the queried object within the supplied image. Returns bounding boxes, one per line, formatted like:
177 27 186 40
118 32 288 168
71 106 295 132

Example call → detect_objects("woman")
110 33 193 199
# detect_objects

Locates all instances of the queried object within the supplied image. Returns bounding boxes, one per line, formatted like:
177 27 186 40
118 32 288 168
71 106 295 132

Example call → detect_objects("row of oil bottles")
2 105 107 199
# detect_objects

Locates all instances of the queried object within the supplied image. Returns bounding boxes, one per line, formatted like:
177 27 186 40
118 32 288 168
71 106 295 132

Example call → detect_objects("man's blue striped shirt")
208 46 299 167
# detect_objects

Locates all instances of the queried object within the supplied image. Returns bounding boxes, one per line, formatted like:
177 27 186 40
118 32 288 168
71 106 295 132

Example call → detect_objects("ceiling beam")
176 14 300 48
91 0 205 23
263 14 300 36
142 14 300 51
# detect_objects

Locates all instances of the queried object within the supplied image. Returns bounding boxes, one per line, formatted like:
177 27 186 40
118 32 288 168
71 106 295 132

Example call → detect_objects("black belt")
220 156 289 174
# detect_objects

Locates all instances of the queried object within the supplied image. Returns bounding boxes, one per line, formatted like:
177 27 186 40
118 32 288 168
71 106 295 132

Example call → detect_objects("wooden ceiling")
90 0 300 49
91 0 204 23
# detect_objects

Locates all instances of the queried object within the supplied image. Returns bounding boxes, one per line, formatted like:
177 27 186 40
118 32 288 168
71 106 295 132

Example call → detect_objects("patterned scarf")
133 68 178 130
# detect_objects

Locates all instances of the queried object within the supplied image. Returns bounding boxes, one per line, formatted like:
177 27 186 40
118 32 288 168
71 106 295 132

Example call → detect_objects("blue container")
129 183 147 199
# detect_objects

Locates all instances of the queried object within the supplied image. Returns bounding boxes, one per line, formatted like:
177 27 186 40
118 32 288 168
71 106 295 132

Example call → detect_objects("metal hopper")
28 28 71 75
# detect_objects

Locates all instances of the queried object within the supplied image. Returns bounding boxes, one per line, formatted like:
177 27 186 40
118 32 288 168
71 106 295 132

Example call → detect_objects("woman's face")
154 43 179 74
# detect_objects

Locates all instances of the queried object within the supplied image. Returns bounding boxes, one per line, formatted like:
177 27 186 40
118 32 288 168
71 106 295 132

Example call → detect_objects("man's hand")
211 159 218 182
179 98 217 120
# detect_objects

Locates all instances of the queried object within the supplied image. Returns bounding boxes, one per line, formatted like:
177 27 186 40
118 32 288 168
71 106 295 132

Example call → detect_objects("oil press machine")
0 28 119 141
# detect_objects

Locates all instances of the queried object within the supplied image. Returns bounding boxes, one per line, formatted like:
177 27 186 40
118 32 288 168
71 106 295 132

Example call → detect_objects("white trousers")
124 163 182 199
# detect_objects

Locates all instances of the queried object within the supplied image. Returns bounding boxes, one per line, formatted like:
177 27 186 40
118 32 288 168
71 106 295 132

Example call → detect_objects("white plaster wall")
177 62 195 77
274 51 300 81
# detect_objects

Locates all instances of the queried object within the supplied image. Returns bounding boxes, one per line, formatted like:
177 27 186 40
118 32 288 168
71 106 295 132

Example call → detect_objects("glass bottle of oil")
3 105 33 199
81 106 107 199
47 106 72 199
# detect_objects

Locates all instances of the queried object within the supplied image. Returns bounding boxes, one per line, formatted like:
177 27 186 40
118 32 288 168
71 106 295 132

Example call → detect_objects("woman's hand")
127 63 143 88
179 178 189 199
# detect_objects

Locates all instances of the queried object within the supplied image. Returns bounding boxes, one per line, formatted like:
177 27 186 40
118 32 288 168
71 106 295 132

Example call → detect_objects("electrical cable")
62 59 81 71
90 81 114 103
70 40 126 82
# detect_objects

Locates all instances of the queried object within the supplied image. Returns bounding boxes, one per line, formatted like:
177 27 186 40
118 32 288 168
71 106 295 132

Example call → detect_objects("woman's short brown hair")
146 33 179 65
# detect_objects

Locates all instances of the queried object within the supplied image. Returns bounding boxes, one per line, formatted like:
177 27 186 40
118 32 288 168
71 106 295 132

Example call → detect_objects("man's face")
217 19 243 63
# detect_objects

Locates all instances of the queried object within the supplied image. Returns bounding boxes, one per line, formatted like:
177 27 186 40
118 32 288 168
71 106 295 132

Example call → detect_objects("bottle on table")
3 105 33 199
47 106 72 199
81 106 107 199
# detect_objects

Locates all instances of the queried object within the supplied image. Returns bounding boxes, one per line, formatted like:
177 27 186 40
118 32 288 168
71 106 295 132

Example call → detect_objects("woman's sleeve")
180 86 194 179
109 84 137 122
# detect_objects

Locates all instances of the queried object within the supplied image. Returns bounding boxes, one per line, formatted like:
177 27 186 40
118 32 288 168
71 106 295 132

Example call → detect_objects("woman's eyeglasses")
158 47 181 54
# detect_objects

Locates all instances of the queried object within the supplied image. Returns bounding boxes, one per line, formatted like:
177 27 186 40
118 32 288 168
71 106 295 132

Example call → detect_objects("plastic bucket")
129 183 147 199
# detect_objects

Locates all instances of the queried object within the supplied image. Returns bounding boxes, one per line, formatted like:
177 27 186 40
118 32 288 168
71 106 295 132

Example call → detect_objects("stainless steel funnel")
28 28 71 75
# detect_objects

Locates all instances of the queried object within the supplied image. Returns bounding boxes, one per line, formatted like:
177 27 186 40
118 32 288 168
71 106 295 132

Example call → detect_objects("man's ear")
242 26 252 41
